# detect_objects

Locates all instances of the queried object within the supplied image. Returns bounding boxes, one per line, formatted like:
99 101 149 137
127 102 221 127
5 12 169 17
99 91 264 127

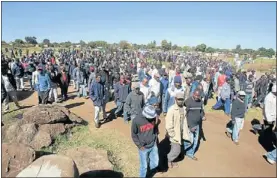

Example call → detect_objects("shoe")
163 113 167 117
225 131 231 138
234 141 239 145
188 156 198 161
264 155 276 165
172 162 179 168
95 122 100 128
168 162 173 169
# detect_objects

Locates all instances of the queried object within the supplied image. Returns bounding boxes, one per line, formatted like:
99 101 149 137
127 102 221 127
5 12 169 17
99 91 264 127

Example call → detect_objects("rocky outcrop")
2 143 36 177
2 105 86 150
16 154 79 178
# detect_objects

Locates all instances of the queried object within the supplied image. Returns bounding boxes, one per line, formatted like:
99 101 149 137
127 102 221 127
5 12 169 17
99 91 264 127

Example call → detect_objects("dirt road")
18 86 276 177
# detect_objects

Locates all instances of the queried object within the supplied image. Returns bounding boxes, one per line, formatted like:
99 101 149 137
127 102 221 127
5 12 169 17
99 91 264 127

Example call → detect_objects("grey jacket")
124 91 144 117
220 82 231 100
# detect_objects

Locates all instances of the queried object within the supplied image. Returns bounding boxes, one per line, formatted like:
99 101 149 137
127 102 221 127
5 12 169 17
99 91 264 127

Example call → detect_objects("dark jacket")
231 98 246 120
89 81 105 107
1 82 7 103
131 113 157 149
114 82 131 102
12 62 24 78
184 97 205 129
124 91 144 116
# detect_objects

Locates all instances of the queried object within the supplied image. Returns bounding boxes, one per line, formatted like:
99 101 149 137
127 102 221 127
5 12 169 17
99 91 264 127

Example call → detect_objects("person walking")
1 69 22 113
244 75 255 112
184 89 205 161
160 73 169 115
59 66 70 101
212 78 231 115
131 104 159 177
11 58 25 90
124 82 144 123
165 92 191 168
226 91 246 145
89 74 106 128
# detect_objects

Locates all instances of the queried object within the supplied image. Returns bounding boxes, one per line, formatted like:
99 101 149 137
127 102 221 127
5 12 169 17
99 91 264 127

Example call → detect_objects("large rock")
22 105 68 125
30 130 52 150
16 154 79 178
39 124 66 138
5 123 38 145
64 147 113 175
2 143 36 177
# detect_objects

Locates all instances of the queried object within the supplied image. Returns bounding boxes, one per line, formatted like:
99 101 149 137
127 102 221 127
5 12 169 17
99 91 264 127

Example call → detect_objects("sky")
2 2 276 50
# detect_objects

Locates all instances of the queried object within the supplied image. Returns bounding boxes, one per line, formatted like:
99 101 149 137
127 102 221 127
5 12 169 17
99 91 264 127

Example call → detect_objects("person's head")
148 96 159 109
132 82 140 94
154 73 160 81
186 77 192 85
193 89 201 102
142 105 157 121
142 78 148 86
237 91 246 101
175 92 185 107
38 66 43 74
176 67 181 74
163 73 168 79
120 75 125 83
95 74 101 83
195 75 202 82
271 84 276 96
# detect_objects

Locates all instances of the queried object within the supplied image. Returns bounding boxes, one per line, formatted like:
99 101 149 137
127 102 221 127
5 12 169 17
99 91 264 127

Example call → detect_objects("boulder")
64 147 113 175
16 154 79 178
2 143 36 177
5 123 38 145
30 130 52 150
22 105 68 125
39 124 66 138
68 112 85 124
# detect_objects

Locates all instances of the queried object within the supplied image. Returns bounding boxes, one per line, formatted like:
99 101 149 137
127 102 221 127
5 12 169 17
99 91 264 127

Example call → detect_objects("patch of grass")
44 125 138 177
2 103 23 127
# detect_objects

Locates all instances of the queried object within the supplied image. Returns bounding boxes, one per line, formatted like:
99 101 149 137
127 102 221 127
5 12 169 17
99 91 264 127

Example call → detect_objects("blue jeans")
244 94 252 111
161 94 167 113
115 101 128 121
226 117 244 142
213 98 231 115
266 149 276 163
184 125 200 158
139 144 159 178
78 84 87 97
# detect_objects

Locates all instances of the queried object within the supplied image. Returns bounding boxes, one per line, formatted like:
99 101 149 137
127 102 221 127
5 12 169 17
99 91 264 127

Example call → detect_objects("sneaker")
264 155 276 165
234 141 239 145
95 122 100 128
225 131 231 138
188 156 198 161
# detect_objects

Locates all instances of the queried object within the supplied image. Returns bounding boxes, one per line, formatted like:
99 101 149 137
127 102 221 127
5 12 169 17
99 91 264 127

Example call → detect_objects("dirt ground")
14 86 276 177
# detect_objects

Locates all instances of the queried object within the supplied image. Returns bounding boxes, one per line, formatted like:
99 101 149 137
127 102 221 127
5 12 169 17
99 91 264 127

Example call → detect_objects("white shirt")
140 83 151 102
151 68 159 78
32 71 39 85
263 92 276 122
149 78 161 97
201 80 209 95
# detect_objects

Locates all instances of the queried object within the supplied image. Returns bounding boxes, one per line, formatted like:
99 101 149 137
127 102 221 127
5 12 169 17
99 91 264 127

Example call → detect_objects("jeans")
38 90 50 104
139 144 159 178
266 149 276 163
184 125 200 158
49 87 58 102
212 98 231 115
78 84 87 97
226 117 244 142
244 94 252 111
3 91 20 111
161 94 167 113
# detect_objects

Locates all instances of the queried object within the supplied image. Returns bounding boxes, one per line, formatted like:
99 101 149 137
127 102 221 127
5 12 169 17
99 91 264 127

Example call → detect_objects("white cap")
238 91 246 96
272 85 276 92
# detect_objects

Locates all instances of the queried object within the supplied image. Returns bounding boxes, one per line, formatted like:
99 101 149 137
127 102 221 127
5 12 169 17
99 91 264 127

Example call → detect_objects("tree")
161 40 171 51
62 41 72 48
119 40 131 50
79 40 86 47
206 47 215 54
24 36 38 45
183 46 191 53
14 39 24 45
172 44 178 50
147 41 156 50
195 43 207 52
43 39 50 45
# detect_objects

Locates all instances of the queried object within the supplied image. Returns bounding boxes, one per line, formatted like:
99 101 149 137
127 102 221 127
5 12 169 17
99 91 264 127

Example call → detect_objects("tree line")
1 37 276 58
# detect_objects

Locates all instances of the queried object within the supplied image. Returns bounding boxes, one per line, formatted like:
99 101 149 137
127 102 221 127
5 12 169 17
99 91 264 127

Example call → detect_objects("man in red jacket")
217 70 226 100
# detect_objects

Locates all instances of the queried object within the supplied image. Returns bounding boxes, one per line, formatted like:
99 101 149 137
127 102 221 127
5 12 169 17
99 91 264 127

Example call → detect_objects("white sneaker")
266 157 276 165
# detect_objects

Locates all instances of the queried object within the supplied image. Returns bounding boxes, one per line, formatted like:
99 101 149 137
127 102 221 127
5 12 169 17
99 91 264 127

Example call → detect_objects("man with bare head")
184 89 205 161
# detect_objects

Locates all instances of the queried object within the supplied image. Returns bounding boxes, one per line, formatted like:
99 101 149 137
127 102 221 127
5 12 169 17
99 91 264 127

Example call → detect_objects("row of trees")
2 37 276 58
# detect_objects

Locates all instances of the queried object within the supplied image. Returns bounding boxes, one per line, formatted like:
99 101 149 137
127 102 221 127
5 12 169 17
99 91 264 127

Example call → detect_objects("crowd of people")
1 48 276 177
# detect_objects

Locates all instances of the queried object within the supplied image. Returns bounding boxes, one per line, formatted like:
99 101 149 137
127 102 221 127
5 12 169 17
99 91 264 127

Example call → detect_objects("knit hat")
148 96 159 105
174 76 182 84
142 105 157 119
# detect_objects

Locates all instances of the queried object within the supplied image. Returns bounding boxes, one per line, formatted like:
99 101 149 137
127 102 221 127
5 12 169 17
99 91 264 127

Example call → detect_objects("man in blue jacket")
37 66 51 104
90 74 106 128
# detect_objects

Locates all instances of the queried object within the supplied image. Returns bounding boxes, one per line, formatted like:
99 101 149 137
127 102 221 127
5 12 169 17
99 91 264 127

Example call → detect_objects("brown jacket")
165 104 192 144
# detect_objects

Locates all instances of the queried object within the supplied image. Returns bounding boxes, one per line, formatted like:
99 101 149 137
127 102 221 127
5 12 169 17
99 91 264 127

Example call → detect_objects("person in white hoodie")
32 66 40 91
140 78 152 103
149 73 161 99
263 84 276 131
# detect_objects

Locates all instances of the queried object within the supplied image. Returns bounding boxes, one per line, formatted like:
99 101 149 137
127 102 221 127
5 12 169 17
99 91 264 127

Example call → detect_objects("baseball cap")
175 92 185 99
238 91 246 96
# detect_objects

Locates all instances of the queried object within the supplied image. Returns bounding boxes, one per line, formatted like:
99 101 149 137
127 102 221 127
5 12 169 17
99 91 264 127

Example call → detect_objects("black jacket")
131 114 157 149
184 97 205 129
1 83 7 103
231 98 246 120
